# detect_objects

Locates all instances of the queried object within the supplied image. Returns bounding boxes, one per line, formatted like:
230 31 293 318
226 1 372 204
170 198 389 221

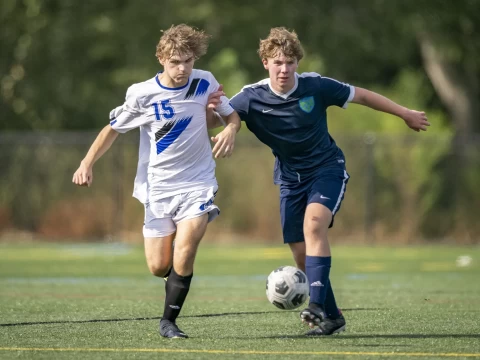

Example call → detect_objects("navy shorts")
280 167 350 244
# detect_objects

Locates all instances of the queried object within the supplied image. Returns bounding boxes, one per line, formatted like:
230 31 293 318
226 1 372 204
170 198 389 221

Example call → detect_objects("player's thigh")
175 213 209 250
280 184 308 244
304 169 350 236
172 186 218 272
173 213 209 274
173 186 218 249
143 201 177 275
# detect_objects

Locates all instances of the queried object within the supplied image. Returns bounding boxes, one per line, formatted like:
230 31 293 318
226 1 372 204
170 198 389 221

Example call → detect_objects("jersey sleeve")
109 86 148 133
318 77 355 109
229 89 250 120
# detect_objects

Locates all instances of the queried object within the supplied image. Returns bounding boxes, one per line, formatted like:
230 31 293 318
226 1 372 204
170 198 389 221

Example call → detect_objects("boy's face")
262 51 298 93
159 51 195 87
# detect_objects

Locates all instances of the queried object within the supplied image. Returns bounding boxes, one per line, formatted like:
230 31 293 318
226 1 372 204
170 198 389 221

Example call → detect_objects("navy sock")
324 280 340 319
306 256 331 307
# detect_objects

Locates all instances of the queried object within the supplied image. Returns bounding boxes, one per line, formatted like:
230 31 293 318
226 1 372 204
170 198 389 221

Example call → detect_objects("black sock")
162 268 193 322
162 267 172 293
163 267 172 278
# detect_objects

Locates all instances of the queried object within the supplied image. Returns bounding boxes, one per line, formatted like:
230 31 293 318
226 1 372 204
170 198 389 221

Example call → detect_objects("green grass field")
0 243 479 359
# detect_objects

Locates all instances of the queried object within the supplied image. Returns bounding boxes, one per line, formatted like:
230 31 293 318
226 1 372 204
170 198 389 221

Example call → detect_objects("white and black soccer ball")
266 266 309 310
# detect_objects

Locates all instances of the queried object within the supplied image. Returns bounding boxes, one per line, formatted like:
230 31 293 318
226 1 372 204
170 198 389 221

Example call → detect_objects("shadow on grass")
0 308 379 327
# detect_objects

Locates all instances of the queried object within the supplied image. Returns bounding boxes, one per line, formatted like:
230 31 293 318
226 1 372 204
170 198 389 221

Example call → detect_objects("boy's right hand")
72 161 93 187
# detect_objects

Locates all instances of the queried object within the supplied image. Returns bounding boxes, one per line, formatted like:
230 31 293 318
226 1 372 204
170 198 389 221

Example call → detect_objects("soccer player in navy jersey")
207 27 429 336
73 24 241 339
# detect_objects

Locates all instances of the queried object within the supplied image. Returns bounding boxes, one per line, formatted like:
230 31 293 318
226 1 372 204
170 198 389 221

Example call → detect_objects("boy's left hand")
403 110 430 132
211 125 236 158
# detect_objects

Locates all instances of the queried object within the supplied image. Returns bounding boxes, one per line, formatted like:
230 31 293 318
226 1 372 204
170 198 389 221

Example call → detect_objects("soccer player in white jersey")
208 27 430 336
73 24 241 339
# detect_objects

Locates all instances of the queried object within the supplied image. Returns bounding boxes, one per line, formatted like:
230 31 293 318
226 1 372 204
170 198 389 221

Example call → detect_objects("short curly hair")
258 27 304 61
156 24 210 61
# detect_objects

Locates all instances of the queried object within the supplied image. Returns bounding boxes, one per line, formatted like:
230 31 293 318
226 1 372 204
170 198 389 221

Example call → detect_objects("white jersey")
109 69 234 203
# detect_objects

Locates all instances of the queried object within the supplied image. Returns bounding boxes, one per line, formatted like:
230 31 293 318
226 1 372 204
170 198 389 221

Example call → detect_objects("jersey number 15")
152 100 175 121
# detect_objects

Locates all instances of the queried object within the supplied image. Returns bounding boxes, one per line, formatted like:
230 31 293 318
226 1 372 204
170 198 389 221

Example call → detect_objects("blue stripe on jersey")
110 119 117 126
156 116 193 154
195 79 210 97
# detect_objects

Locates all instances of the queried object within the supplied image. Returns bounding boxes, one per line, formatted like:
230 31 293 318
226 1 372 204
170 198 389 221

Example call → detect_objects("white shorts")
143 186 219 238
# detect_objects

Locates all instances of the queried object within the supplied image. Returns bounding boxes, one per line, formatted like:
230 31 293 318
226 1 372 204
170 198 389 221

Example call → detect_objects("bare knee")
304 214 330 241
144 235 174 278
303 207 332 256
147 262 171 277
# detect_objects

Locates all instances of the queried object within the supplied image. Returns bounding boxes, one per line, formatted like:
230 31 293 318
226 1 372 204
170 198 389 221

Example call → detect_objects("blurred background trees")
1 0 479 243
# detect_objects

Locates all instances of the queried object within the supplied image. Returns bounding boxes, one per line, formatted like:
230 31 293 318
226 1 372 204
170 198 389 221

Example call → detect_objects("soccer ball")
266 266 309 310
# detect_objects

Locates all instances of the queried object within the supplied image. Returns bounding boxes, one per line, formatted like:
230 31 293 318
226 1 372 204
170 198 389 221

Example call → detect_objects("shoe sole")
305 324 346 336
161 333 188 339
331 324 346 334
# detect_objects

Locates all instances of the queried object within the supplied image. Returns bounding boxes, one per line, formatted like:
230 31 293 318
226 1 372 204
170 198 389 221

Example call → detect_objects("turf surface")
0 243 479 359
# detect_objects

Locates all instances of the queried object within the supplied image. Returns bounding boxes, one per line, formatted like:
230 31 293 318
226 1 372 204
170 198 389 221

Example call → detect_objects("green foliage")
2 0 479 131
1 1 480 242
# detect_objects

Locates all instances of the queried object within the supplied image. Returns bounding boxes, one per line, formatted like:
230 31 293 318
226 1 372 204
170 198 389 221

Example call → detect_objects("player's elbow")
351 87 370 105
105 125 120 137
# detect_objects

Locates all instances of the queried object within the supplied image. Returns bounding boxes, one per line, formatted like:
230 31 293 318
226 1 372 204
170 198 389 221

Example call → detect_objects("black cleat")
300 304 326 328
159 319 188 339
306 314 346 336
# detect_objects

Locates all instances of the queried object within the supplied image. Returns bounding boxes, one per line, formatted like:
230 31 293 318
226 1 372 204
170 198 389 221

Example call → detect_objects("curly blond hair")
156 24 210 61
258 27 304 61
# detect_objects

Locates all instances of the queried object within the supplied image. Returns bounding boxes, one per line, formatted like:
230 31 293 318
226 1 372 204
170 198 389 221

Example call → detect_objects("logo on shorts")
199 197 214 211
299 96 315 113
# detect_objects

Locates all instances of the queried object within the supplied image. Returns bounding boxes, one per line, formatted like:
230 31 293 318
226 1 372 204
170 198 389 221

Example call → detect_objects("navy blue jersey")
229 72 354 185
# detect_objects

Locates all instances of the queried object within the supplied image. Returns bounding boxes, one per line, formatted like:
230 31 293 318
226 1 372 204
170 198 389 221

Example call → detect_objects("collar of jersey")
267 73 299 99
155 71 190 91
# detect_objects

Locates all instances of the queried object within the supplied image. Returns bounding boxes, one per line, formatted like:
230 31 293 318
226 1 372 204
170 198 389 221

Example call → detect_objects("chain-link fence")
1 131 479 244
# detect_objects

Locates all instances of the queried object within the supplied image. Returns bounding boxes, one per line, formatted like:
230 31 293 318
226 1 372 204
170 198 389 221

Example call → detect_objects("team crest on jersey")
299 96 315 113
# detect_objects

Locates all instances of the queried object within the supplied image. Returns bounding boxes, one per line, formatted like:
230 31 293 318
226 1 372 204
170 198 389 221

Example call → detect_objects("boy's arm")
206 108 226 129
204 84 241 158
211 110 241 158
352 87 431 132
206 85 228 129
72 125 119 187
222 111 241 132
